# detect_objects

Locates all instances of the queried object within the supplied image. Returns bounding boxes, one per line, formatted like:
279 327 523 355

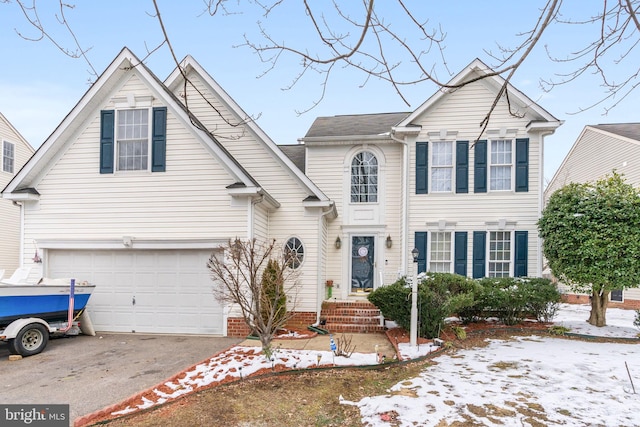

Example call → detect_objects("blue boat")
0 279 95 326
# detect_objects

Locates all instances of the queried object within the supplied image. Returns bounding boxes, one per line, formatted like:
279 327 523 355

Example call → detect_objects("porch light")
386 235 392 249
335 236 342 249
411 247 419 263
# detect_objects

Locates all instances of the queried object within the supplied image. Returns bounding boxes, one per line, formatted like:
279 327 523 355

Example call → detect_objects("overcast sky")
0 1 637 183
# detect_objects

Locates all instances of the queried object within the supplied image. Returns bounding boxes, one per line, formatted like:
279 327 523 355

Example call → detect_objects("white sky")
111 303 640 426
0 1 638 183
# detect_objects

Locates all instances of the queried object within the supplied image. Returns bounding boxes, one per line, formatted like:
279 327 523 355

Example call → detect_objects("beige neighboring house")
0 112 34 276
2 49 562 337
545 123 640 309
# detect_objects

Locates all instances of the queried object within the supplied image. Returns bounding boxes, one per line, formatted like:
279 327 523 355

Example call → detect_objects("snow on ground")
113 303 640 426
351 304 640 426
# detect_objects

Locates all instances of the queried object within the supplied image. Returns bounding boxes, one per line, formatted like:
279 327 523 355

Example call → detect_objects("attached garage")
47 249 225 335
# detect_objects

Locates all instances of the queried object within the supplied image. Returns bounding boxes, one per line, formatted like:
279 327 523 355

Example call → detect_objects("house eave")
301 134 393 145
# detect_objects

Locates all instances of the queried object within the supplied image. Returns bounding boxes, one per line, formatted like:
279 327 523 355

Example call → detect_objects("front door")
351 236 375 293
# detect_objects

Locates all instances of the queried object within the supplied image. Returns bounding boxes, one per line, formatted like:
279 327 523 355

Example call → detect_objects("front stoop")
320 301 385 333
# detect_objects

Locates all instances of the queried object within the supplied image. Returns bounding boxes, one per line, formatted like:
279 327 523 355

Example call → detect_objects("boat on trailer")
0 278 95 356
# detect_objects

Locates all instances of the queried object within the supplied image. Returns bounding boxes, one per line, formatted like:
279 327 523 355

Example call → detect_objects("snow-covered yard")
109 304 640 426
350 304 640 426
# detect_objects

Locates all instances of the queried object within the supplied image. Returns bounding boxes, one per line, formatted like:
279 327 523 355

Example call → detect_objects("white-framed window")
431 141 453 192
351 151 378 203
489 139 512 191
284 237 304 269
117 108 150 171
488 231 511 277
429 231 452 272
2 141 15 174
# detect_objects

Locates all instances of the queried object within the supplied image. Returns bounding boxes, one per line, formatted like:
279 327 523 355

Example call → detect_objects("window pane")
429 232 451 272
489 231 511 277
284 237 304 269
350 151 378 203
3 141 14 173
431 142 453 192
116 109 149 171
490 140 512 191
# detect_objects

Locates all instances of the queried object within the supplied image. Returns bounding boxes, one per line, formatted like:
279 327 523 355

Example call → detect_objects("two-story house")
2 50 561 336
301 59 561 299
0 112 34 275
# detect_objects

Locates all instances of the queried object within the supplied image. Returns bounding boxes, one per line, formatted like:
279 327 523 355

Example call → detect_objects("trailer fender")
1 318 53 340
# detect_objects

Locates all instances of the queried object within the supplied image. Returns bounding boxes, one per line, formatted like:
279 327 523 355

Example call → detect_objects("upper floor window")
431 141 453 192
2 141 14 174
351 151 378 203
488 231 511 277
117 109 149 171
489 139 512 191
100 107 166 174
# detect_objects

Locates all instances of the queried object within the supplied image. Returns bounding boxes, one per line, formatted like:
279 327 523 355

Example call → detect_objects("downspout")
538 130 554 277
390 132 409 275
248 195 264 239
315 206 335 325
13 201 25 268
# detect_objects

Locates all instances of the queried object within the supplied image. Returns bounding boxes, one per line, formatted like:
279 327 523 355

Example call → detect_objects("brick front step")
320 301 383 334
322 323 386 334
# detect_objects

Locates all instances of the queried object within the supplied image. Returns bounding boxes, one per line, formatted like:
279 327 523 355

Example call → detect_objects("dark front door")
351 236 375 292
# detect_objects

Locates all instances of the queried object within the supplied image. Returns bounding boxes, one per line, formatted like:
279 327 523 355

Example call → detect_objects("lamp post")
410 247 419 347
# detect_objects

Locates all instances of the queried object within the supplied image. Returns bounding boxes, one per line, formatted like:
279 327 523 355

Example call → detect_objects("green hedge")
368 274 560 338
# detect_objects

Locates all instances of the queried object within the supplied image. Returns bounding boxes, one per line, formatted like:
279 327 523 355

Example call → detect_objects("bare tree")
4 1 640 136
207 238 299 355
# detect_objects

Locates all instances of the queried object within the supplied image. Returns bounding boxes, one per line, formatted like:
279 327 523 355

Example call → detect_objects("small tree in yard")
207 238 298 356
539 172 640 327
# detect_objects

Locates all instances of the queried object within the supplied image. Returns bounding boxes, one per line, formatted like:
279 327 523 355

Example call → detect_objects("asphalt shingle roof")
278 144 306 172
592 123 640 142
304 112 410 138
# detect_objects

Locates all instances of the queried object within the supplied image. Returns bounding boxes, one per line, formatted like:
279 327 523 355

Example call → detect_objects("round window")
284 237 304 269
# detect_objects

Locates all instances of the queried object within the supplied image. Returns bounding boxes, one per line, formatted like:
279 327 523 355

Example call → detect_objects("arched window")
284 237 304 269
351 151 378 203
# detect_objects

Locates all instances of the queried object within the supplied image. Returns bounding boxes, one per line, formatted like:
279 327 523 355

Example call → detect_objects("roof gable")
396 58 560 128
164 55 333 207
3 48 266 199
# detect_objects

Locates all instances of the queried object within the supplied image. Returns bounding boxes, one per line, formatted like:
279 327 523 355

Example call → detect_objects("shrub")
520 277 561 322
368 273 476 339
260 259 287 328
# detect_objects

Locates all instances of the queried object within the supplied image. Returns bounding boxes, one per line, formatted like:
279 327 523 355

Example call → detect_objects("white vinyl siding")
0 114 35 274
170 71 322 312
408 80 543 278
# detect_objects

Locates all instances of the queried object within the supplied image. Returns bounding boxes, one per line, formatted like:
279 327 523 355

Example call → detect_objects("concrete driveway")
0 332 241 425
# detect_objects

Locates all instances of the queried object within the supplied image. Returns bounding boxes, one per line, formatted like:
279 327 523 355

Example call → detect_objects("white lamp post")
410 247 419 347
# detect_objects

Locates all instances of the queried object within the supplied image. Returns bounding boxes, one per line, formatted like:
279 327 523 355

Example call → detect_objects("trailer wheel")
8 323 49 356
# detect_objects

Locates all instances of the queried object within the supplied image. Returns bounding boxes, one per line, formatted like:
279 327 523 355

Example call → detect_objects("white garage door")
48 249 224 335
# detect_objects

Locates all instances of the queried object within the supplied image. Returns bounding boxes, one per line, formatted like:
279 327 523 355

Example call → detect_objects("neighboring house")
0 112 34 275
544 123 640 309
2 50 561 337
300 58 561 297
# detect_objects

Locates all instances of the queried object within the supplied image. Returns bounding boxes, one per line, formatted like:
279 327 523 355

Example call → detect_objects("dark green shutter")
151 107 167 172
472 231 486 278
100 110 114 174
454 231 468 276
474 140 487 193
514 230 528 277
415 232 427 274
515 138 529 192
456 141 469 193
416 142 428 194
